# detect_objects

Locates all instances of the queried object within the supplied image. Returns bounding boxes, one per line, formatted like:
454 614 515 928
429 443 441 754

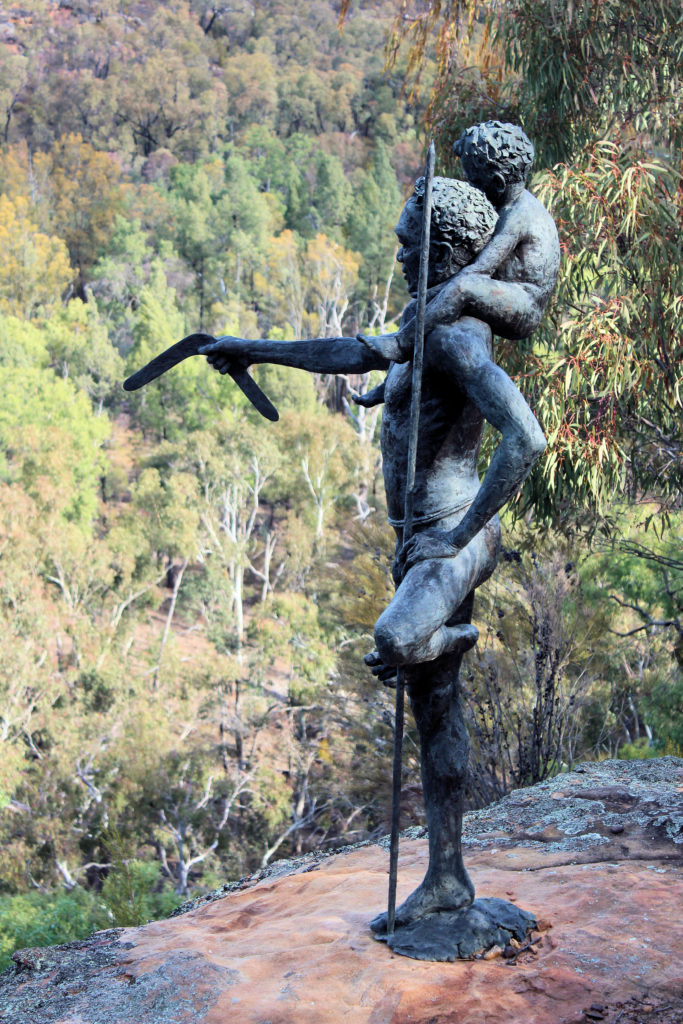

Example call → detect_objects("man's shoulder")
427 317 493 373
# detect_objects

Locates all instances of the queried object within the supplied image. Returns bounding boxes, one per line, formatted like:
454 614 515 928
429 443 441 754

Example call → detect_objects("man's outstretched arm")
200 335 389 377
400 317 546 570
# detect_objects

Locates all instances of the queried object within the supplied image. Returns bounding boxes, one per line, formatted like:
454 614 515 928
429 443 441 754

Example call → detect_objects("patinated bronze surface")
125 121 560 961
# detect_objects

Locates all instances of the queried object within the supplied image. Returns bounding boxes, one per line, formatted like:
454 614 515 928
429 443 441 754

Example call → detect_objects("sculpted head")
453 121 534 205
395 176 497 294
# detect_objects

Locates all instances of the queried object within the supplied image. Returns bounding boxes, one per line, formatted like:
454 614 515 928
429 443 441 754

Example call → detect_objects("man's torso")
381 322 489 529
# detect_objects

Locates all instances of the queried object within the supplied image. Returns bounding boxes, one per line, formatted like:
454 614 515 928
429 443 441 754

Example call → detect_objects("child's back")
359 121 560 361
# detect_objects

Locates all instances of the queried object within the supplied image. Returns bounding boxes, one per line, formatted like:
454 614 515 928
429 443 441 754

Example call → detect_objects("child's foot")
357 331 411 363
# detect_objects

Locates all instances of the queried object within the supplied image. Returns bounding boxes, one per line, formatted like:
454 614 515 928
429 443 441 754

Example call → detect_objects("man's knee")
374 613 419 666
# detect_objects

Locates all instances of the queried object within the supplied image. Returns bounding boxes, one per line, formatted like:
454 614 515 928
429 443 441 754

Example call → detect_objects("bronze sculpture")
125 121 560 961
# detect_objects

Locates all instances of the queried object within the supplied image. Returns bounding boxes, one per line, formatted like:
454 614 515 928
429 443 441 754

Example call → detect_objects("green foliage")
617 738 658 761
44 299 124 414
587 512 682 637
462 538 611 800
345 142 403 320
527 145 683 519
124 264 218 440
0 861 181 969
492 0 683 166
253 361 318 416
0 0 429 903
257 592 337 705
101 825 182 927
384 0 682 168
643 678 683 753
90 216 162 353
0 315 50 369
0 888 108 971
0 365 108 524
381 0 683 523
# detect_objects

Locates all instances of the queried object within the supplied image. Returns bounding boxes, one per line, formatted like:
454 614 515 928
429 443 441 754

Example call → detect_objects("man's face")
396 197 461 293
395 199 422 296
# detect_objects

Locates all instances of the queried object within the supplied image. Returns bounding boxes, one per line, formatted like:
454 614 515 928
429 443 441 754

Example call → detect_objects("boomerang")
123 333 279 422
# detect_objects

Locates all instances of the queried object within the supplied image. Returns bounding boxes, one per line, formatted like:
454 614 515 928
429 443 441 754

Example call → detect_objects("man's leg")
373 521 498 667
370 523 499 932
371 601 475 933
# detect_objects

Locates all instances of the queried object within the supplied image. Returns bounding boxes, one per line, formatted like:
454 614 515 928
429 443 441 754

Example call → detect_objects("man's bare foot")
357 331 411 363
370 875 475 934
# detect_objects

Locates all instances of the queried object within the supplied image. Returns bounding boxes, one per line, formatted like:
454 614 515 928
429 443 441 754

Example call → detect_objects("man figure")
359 121 560 365
199 172 548 935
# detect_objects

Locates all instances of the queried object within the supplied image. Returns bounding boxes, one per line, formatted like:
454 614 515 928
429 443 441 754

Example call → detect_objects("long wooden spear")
386 140 436 937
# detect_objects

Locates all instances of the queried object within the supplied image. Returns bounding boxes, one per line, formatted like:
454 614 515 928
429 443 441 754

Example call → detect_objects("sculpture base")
373 897 536 962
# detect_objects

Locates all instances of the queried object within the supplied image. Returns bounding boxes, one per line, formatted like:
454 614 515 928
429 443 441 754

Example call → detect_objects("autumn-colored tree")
0 195 72 319
31 134 125 294
304 233 360 338
4 2 226 158
222 50 278 136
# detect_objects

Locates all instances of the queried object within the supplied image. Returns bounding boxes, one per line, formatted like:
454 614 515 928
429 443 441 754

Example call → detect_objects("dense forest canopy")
0 0 680 959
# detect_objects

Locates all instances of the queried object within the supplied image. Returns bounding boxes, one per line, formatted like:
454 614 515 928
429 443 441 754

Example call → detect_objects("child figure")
358 121 561 368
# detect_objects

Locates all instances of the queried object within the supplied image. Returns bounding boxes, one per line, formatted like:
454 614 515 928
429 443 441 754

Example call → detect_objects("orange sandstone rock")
1 758 682 1024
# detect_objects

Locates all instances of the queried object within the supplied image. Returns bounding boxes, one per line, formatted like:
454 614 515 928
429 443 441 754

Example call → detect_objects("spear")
386 140 436 938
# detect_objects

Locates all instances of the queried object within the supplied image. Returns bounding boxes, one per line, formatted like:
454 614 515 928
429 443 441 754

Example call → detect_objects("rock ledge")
1 757 682 1024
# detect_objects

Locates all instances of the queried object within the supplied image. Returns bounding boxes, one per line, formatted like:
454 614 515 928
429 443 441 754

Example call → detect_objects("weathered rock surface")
2 757 682 1024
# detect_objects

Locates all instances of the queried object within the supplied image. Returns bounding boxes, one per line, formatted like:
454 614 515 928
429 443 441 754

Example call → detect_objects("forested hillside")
0 0 680 961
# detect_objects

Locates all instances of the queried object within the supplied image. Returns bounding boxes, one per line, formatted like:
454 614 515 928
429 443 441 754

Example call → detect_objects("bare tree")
157 769 252 895
464 550 597 807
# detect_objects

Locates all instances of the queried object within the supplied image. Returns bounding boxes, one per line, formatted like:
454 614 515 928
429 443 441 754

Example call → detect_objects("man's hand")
199 336 249 374
357 329 412 364
352 391 381 408
352 379 386 408
398 529 460 576
364 650 397 687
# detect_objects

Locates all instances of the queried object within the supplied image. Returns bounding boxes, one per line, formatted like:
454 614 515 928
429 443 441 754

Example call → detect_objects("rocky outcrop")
1 757 682 1024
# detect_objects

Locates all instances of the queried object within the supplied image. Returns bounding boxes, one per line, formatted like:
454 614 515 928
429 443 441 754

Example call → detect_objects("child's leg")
359 274 543 362
373 520 499 667
449 274 543 341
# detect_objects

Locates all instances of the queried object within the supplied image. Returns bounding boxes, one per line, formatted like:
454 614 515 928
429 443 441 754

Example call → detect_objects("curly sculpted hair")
453 121 535 188
413 175 498 272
